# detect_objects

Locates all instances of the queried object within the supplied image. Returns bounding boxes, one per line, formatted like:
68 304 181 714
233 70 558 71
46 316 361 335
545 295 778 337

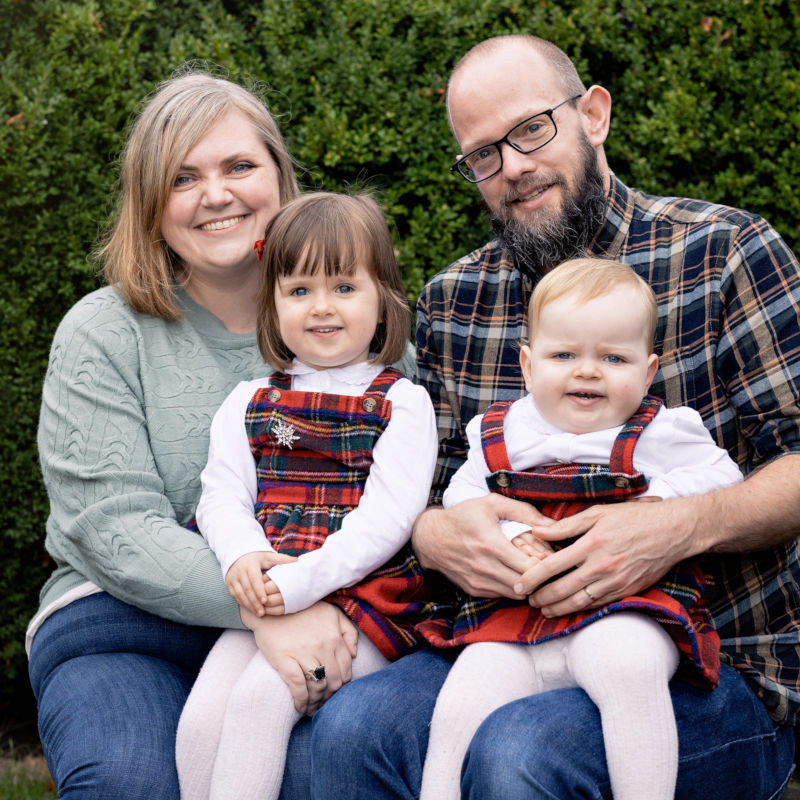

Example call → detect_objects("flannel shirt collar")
591 174 635 259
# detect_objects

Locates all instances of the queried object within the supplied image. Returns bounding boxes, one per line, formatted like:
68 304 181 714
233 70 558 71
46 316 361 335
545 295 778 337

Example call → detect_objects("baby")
418 257 744 800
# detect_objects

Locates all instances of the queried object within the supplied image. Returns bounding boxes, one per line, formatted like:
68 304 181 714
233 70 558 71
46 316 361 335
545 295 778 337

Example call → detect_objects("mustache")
501 174 569 208
486 137 608 279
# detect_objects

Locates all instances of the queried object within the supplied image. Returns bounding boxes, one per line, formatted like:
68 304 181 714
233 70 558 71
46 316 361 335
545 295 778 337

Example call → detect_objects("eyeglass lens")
460 112 557 182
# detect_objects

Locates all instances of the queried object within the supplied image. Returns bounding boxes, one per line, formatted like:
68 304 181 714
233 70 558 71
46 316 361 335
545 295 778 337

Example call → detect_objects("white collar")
287 358 385 386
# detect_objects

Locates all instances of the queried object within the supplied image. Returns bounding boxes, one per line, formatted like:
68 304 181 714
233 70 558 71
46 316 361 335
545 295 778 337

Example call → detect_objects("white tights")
176 628 388 800
420 612 680 800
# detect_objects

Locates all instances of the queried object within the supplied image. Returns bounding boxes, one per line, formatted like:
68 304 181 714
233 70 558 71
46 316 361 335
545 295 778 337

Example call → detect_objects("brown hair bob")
256 192 411 371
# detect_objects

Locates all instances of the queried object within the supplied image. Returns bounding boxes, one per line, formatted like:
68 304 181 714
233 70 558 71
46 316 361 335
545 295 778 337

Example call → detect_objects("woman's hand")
226 550 296 615
412 496 551 599
240 602 358 715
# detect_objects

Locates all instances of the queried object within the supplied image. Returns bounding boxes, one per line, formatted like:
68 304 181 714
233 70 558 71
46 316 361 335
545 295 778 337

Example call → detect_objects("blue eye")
290 287 308 297
336 284 354 295
231 162 255 174
605 355 624 364
554 352 573 360
173 174 192 187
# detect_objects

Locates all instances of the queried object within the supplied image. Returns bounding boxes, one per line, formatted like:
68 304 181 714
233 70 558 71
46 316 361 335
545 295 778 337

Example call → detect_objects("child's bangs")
282 217 365 279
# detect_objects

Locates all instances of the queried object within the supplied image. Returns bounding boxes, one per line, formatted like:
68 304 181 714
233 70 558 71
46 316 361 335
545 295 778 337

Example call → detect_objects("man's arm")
414 279 543 597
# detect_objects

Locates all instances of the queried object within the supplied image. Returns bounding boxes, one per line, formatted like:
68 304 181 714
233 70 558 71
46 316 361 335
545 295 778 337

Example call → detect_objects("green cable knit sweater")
31 284 416 643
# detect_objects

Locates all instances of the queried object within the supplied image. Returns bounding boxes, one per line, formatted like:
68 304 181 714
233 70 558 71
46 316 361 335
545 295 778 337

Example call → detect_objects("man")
303 34 800 799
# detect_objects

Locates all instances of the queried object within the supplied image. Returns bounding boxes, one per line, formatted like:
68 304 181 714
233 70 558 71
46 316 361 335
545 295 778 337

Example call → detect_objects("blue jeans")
297 647 795 800
28 593 221 800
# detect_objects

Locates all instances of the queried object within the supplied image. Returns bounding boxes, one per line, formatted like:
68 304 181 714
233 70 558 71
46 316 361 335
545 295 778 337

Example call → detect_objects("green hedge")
2 0 799 719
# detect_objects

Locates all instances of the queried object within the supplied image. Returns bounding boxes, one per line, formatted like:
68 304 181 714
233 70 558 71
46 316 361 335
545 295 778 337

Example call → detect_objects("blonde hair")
257 192 411 371
528 258 658 350
97 68 299 319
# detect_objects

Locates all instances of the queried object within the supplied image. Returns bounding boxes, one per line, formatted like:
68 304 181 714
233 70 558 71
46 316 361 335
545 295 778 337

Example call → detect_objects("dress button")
614 476 630 488
267 389 281 402
363 397 378 412
496 471 511 488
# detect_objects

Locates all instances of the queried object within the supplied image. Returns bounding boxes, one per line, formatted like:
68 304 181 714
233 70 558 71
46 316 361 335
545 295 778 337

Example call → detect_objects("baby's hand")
226 550 296 615
261 576 286 616
511 530 551 561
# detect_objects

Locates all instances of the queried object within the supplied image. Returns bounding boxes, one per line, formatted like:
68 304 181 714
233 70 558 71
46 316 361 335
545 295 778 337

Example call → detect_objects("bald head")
446 35 586 134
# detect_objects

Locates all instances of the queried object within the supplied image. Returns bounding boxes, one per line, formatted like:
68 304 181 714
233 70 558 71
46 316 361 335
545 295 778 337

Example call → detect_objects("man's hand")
226 550 296 615
514 495 703 616
412 495 552 598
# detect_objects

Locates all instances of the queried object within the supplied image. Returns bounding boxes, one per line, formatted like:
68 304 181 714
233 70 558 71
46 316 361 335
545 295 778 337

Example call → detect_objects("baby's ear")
519 344 535 394
645 352 659 389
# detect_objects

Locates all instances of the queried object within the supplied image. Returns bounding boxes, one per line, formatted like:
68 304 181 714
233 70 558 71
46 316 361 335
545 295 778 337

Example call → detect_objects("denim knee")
310 648 455 800
29 595 218 800
462 667 795 800
462 686 609 800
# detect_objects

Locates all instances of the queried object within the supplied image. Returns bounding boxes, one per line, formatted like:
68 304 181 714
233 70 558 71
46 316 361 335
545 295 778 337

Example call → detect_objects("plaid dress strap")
268 372 292 390
479 396 663 509
246 367 439 660
608 394 662 473
480 400 515 472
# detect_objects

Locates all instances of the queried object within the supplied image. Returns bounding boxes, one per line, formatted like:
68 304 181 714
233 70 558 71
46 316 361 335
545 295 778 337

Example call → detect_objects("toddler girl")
176 192 438 800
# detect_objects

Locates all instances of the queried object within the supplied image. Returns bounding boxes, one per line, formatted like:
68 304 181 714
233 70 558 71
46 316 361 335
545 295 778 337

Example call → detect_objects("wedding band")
583 586 596 601
305 665 326 682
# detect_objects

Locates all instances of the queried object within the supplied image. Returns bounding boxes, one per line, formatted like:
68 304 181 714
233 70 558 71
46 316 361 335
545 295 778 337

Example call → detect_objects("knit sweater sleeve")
37 290 244 629
196 379 278 576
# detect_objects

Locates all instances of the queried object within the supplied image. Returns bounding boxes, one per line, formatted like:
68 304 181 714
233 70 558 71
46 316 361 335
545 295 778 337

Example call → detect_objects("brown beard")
487 132 608 280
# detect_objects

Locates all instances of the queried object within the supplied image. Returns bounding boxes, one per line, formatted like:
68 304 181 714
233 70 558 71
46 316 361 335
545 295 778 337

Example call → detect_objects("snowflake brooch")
272 419 300 449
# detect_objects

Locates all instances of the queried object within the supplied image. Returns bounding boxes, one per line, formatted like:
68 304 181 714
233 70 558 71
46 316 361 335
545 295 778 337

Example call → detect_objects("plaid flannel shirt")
416 174 800 724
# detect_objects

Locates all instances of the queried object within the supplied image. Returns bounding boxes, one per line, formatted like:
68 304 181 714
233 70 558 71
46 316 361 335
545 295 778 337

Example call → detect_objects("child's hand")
261 576 286 616
226 550 296 616
511 530 551 561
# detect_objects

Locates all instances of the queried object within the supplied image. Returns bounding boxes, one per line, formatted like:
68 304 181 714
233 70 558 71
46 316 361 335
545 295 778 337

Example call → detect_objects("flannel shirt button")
496 471 511 488
268 389 282 402
362 397 378 412
613 476 630 488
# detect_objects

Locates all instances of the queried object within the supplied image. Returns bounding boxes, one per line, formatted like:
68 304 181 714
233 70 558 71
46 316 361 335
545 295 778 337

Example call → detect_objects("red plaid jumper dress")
245 368 436 661
416 396 721 689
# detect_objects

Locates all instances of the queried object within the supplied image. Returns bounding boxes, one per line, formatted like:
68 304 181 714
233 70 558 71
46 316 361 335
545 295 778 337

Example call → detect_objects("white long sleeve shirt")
197 360 437 614
444 395 744 540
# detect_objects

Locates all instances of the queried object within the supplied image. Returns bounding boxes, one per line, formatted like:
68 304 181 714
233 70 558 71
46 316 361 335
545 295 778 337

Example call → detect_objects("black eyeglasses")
451 94 582 183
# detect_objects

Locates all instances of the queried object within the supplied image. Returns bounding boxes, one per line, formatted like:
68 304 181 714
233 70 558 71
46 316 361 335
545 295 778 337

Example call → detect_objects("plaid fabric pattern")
416 397 720 689
416 175 800 719
246 368 436 660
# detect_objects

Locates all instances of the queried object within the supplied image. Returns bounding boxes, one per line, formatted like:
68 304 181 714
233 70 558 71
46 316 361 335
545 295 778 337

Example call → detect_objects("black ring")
306 665 326 681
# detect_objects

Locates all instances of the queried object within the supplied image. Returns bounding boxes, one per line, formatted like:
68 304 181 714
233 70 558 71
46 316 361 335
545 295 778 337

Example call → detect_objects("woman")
27 70 387 800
